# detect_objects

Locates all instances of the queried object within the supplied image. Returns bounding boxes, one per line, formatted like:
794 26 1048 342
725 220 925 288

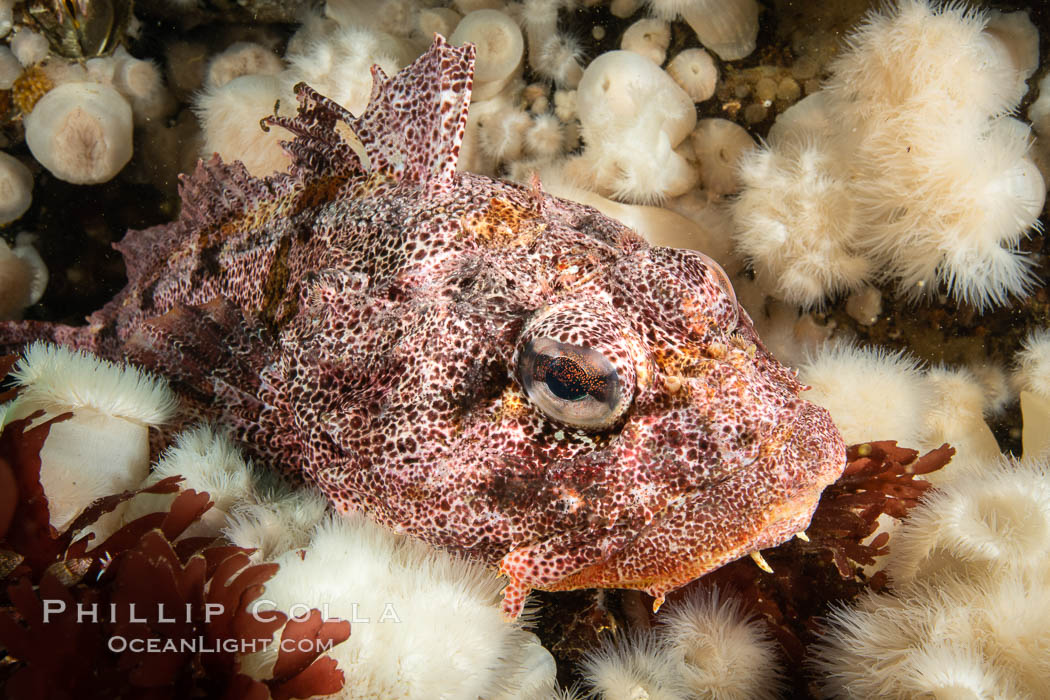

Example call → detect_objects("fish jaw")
497 401 846 619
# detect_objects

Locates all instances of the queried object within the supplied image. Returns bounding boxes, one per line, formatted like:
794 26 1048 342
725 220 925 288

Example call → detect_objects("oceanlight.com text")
106 636 337 655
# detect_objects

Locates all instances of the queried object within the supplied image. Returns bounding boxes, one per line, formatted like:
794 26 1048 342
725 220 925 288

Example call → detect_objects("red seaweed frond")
0 405 350 699
809 440 954 581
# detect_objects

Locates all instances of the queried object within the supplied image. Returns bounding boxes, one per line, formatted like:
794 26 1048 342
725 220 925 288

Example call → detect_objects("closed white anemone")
25 82 134 185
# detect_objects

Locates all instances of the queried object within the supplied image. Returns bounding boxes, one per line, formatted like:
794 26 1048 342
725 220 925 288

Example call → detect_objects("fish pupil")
544 356 590 401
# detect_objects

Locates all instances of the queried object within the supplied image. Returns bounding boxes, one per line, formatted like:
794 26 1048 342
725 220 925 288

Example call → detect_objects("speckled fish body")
1 38 846 618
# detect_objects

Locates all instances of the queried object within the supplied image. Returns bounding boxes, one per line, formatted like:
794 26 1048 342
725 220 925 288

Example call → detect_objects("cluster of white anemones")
732 0 1044 310
784 325 1050 698
192 0 763 210
0 40 173 185
0 32 176 316
0 0 790 321
812 456 1050 699
1 343 558 700
189 0 1050 320
7 0 1050 325
461 0 760 206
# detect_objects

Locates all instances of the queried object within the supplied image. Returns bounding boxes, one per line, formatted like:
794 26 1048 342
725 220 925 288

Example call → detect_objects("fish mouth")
547 403 847 596
641 401 846 543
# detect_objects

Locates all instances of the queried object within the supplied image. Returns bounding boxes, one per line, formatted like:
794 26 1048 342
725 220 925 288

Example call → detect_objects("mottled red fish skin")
0 38 846 619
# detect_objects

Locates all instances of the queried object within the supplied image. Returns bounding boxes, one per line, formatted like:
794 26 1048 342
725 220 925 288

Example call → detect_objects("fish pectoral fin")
498 572 532 623
498 526 632 618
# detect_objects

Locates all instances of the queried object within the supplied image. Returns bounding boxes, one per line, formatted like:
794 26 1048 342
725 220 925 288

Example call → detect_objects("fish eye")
518 337 627 429
698 252 738 331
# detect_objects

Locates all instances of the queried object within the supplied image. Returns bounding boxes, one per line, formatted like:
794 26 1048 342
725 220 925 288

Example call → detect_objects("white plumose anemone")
660 589 783 699
896 642 1019 699
239 512 557 699
7 342 177 531
690 118 754 196
194 74 293 177
1021 391 1050 460
731 0 1044 309
765 91 833 144
644 0 695 21
885 457 1050 586
797 343 930 448
113 53 174 126
621 18 671 65
579 633 688 700
10 27 48 67
478 107 531 163
1016 334 1050 459
520 0 584 87
0 45 20 89
0 152 32 225
124 425 259 536
524 113 564 160
825 0 1017 123
583 122 698 204
223 487 329 562
0 233 47 320
983 9 1039 108
918 366 1000 473
844 285 882 326
418 7 461 38
536 34 585 88
106 423 559 697
677 0 760 61
204 41 284 90
851 114 1043 308
1028 73 1050 163
450 9 524 101
733 137 870 307
666 48 718 103
1013 327 1050 401
576 589 781 699
0 3 13 42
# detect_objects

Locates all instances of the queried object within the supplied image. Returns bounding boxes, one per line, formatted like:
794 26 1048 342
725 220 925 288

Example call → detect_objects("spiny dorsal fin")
176 154 295 232
259 36 474 192
179 36 474 227
352 35 475 192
